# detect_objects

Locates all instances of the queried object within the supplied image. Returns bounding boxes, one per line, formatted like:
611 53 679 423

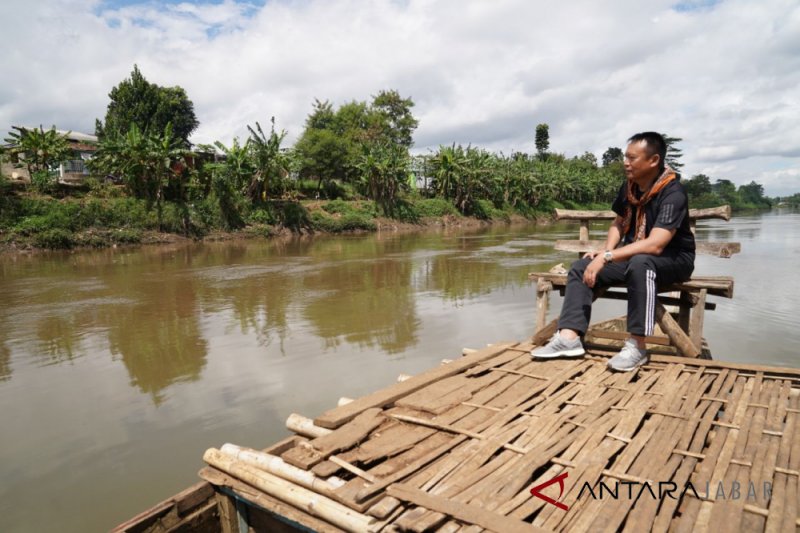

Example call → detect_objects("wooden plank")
528 272 735 298
387 483 546 533
282 408 385 469
314 343 516 429
765 385 797 532
650 355 800 378
111 482 213 533
554 240 741 258
215 492 238 533
165 501 218 533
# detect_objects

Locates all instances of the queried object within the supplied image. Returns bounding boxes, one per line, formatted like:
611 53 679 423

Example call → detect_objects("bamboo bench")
528 205 739 358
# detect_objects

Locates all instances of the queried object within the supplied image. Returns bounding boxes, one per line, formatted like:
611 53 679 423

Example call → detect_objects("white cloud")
1 0 798 195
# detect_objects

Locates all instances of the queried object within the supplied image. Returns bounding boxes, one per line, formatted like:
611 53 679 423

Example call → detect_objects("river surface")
0 209 798 532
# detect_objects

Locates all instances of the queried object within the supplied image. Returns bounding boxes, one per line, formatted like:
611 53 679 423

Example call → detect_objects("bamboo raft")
114 206 800 532
115 341 800 532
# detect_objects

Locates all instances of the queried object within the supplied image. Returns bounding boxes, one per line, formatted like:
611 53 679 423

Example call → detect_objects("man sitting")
532 132 695 371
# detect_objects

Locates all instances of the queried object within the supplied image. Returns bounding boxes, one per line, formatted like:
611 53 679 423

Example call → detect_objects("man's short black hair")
628 132 667 169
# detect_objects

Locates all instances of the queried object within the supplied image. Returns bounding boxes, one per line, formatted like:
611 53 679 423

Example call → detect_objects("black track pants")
557 253 694 337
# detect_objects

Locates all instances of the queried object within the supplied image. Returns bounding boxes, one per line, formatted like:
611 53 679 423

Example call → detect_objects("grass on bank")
0 180 579 251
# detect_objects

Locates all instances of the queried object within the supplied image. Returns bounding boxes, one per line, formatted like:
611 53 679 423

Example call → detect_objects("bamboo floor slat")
202 341 800 532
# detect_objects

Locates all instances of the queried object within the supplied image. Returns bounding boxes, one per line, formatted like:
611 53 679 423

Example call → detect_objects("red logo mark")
530 472 569 511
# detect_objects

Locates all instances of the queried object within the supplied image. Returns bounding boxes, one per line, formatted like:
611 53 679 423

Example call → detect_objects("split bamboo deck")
185 341 800 533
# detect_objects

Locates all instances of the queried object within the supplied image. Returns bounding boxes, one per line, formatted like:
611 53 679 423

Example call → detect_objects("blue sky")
2 0 799 195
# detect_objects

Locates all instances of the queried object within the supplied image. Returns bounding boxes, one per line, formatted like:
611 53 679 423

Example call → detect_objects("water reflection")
304 257 419 354
106 275 208 404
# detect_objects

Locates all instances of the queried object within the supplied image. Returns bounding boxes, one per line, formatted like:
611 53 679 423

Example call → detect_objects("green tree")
371 90 419 148
712 178 738 205
96 65 199 146
246 118 290 203
357 142 409 215
90 122 187 230
202 137 254 228
535 123 550 159
294 100 359 190
602 147 623 167
685 174 712 197
738 181 768 206
294 92 418 196
662 134 684 171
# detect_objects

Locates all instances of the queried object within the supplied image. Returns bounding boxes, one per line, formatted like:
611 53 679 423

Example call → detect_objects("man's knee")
568 258 591 278
626 254 656 276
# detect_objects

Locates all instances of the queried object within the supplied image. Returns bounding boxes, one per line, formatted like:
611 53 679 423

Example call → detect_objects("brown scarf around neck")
621 166 676 242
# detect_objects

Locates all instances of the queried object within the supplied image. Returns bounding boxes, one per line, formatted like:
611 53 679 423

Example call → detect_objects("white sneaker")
607 339 649 372
531 332 585 359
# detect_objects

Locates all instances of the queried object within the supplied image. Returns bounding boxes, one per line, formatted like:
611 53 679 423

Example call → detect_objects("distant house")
1 128 98 183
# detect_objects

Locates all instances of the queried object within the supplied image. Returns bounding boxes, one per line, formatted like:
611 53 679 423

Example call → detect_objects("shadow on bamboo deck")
118 340 800 533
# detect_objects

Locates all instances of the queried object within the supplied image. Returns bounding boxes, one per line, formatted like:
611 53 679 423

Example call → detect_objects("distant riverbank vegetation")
0 66 781 250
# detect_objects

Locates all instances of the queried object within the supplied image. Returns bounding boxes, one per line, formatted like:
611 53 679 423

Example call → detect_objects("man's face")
624 141 660 183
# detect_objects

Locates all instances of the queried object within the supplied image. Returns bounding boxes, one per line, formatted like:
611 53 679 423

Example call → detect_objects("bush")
111 228 143 244
321 199 378 217
411 198 459 218
31 171 58 194
310 211 376 232
471 199 510 221
247 207 277 225
276 201 311 232
34 228 74 249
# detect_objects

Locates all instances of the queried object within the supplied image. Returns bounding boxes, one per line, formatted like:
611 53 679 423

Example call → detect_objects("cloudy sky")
2 0 798 195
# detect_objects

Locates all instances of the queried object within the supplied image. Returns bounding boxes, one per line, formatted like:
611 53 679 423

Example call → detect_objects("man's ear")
650 154 661 168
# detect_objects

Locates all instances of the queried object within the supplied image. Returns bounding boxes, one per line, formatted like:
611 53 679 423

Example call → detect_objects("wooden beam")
554 205 730 221
532 318 558 345
688 289 707 351
587 329 672 347
579 220 590 241
535 279 552 332
314 343 516 429
655 303 701 358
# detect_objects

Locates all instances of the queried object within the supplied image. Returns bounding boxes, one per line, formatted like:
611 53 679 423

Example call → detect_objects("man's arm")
583 224 676 288
607 227 676 262
584 216 624 259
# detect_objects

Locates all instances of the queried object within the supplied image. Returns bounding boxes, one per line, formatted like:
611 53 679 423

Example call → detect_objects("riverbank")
0 192 553 255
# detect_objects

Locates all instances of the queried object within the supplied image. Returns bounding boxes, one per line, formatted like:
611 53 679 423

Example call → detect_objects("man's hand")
583 255 605 288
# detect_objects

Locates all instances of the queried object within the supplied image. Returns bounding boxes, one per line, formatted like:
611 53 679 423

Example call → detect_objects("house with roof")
1 128 99 183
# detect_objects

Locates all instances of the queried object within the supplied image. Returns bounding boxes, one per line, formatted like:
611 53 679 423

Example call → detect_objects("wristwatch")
603 250 613 264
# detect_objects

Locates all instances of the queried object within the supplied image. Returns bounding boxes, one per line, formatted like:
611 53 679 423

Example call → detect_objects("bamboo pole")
203 448 374 532
286 413 332 438
219 444 344 490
